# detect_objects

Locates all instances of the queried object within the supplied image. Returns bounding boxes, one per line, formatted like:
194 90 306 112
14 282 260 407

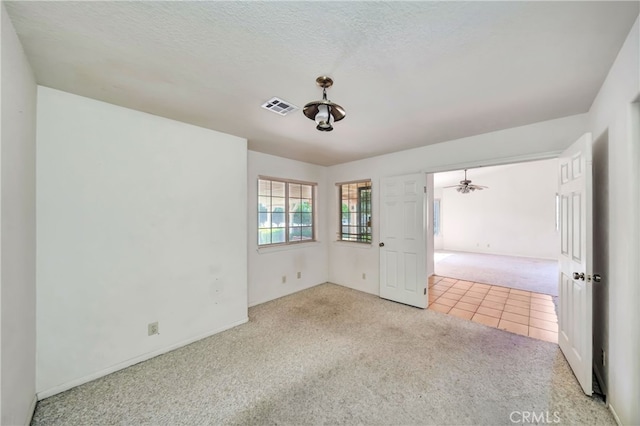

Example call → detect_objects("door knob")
592 274 602 283
573 272 585 281
379 242 385 247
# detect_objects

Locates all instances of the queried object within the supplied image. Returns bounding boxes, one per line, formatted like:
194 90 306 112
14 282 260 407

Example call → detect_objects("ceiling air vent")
261 97 298 116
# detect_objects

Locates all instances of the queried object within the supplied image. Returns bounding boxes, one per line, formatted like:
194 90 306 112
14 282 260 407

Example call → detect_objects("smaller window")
338 180 372 242
433 199 441 236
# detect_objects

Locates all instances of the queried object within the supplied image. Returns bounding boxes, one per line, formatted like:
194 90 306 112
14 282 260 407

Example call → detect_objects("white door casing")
379 173 428 309
558 132 593 396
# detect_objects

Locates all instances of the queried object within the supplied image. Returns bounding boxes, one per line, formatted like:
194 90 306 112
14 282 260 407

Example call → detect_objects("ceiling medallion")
303 76 346 132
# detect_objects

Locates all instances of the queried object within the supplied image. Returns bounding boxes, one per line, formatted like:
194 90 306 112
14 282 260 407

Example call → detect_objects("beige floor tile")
472 313 500 327
480 300 505 310
498 319 529 336
501 311 529 325
530 292 552 301
484 294 507 303
489 285 510 293
455 280 474 287
529 327 558 343
470 284 490 292
454 301 479 313
447 287 467 295
441 277 457 283
460 295 484 305
530 303 556 314
505 298 530 308
476 305 502 318
529 317 558 332
529 309 557 323
453 282 473 291
472 283 491 290
429 303 452 314
510 289 531 297
465 290 487 300
508 293 530 302
503 304 529 316
432 284 451 292
449 308 474 320
439 292 463 301
431 289 445 297
437 297 457 307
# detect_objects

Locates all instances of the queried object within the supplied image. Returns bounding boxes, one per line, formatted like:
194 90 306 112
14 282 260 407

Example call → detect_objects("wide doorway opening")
427 158 559 343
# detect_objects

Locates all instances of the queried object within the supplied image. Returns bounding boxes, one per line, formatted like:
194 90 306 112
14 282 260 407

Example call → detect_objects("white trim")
248 282 325 308
608 403 622 426
36 317 248 400
256 240 322 254
422 150 562 174
25 394 37 425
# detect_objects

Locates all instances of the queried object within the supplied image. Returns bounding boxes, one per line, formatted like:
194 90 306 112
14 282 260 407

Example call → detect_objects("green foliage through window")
258 178 316 246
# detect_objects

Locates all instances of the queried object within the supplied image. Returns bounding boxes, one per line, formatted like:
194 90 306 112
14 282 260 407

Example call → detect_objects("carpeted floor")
435 250 559 296
31 283 612 425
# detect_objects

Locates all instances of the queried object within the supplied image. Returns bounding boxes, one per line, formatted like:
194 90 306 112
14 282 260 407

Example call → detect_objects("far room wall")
436 159 558 260
247 151 329 307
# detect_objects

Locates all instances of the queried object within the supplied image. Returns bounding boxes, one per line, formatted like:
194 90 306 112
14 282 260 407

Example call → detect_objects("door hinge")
424 186 427 193
424 288 427 295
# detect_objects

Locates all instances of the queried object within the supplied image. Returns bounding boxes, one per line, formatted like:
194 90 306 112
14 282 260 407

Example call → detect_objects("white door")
379 173 427 308
558 132 593 395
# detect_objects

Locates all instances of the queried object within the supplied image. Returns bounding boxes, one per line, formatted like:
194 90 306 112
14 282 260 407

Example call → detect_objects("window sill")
256 241 322 254
332 240 374 249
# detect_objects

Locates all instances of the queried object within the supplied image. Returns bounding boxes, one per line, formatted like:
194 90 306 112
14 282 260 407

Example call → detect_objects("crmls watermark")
510 411 561 424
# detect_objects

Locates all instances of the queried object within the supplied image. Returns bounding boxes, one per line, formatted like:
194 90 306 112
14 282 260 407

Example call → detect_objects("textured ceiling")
5 1 639 166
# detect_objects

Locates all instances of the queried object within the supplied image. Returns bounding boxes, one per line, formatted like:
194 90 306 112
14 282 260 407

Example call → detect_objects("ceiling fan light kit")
303 76 346 132
443 169 488 194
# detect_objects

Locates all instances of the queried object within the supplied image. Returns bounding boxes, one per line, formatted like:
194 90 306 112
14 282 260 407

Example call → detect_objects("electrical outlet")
148 322 159 336
362 273 366 280
282 275 287 284
297 271 301 279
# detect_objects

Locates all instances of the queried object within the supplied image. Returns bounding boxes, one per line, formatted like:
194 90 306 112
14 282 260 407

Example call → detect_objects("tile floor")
428 275 558 343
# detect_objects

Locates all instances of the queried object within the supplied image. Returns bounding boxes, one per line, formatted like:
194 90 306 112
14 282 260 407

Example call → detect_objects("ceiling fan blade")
442 185 461 189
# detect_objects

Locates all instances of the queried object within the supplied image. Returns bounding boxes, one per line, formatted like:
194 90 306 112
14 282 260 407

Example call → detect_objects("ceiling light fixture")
303 76 345 132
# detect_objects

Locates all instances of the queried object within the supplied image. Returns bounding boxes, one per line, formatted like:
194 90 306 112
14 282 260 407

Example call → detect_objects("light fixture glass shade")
315 105 333 131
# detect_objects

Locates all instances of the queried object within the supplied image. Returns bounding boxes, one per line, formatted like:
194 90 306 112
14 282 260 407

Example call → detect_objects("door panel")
379 173 427 308
558 132 593 395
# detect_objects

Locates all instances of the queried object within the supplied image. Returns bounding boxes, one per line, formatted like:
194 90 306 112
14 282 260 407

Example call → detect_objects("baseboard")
36 317 248 400
25 393 37 425
608 403 622 426
248 281 324 307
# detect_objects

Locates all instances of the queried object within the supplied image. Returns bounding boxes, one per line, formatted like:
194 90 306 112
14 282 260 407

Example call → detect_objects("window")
258 177 316 246
338 180 372 242
434 199 441 236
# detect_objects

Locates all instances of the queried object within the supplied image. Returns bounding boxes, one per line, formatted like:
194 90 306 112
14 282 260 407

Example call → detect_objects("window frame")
434 198 441 236
258 176 317 247
337 179 372 243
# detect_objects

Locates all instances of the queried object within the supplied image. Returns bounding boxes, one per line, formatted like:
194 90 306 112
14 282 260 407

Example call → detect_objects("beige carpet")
32 283 612 425
435 250 559 296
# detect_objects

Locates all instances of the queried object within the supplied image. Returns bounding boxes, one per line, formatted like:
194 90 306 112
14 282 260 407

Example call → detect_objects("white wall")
327 113 586 295
0 5 37 425
36 88 248 398
247 151 328 306
587 15 639 425
438 159 558 260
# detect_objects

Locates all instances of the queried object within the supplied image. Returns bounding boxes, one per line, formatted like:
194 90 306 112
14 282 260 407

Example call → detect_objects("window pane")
339 181 371 242
272 181 285 197
258 178 316 246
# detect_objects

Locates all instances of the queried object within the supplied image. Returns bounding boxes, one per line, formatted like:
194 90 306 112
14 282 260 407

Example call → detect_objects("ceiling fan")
443 169 488 194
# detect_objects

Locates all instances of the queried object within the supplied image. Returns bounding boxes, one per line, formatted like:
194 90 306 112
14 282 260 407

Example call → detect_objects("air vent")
261 97 298 116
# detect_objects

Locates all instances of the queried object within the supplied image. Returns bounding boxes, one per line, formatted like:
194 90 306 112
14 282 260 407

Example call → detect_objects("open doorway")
427 158 560 343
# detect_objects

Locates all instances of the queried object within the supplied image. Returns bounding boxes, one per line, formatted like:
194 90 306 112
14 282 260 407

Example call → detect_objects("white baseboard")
25 393 37 425
36 317 248 400
248 281 324 307
609 403 622 426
